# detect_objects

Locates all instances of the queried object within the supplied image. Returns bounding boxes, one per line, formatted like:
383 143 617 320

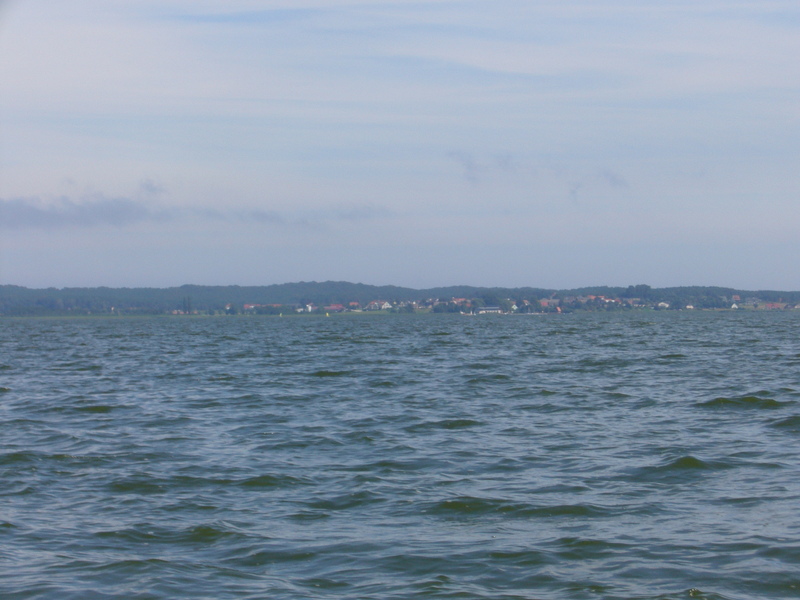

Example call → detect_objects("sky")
1 0 799 290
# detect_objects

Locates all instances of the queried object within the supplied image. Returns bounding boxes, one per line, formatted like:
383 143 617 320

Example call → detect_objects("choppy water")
2 311 800 600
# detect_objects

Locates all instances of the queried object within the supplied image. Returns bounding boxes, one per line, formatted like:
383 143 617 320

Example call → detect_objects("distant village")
4 283 799 317
221 293 799 316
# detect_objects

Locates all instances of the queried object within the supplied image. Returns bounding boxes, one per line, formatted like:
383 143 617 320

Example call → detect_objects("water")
2 311 800 599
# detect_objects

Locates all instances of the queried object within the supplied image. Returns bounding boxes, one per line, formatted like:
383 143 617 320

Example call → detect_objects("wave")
626 455 734 483
93 522 249 545
769 415 800 431
310 370 354 377
425 496 621 519
467 374 512 384
303 490 385 512
645 589 733 600
697 395 792 409
405 419 482 432
238 473 311 489
74 404 116 413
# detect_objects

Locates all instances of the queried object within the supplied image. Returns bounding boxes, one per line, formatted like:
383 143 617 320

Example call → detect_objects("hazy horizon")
2 1 799 290
4 279 799 295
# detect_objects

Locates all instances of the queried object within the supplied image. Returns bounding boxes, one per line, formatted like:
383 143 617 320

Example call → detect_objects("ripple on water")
304 490 386 512
310 370 354 377
425 496 625 520
404 419 482 432
697 395 793 409
93 522 251 546
238 473 312 489
74 404 117 414
625 455 735 484
768 415 800 432
3 312 800 600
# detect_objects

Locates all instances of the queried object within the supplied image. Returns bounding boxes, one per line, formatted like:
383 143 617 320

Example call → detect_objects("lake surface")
2 311 800 599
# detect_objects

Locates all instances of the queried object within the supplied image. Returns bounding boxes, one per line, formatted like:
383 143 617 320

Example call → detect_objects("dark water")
2 311 800 600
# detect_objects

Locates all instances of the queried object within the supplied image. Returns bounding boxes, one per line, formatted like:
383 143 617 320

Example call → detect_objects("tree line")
2 282 799 316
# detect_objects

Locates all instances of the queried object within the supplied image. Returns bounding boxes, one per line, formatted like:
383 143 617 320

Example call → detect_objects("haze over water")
2 311 800 599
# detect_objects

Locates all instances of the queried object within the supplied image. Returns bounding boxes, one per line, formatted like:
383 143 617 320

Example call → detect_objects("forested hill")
2 281 800 316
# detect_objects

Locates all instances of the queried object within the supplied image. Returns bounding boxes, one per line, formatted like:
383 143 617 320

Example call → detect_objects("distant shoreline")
2 308 790 320
2 281 799 317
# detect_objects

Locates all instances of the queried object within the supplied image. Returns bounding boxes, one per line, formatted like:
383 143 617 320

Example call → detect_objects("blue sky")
1 0 799 289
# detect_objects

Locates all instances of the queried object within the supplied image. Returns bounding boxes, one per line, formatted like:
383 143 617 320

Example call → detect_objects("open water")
2 311 800 600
